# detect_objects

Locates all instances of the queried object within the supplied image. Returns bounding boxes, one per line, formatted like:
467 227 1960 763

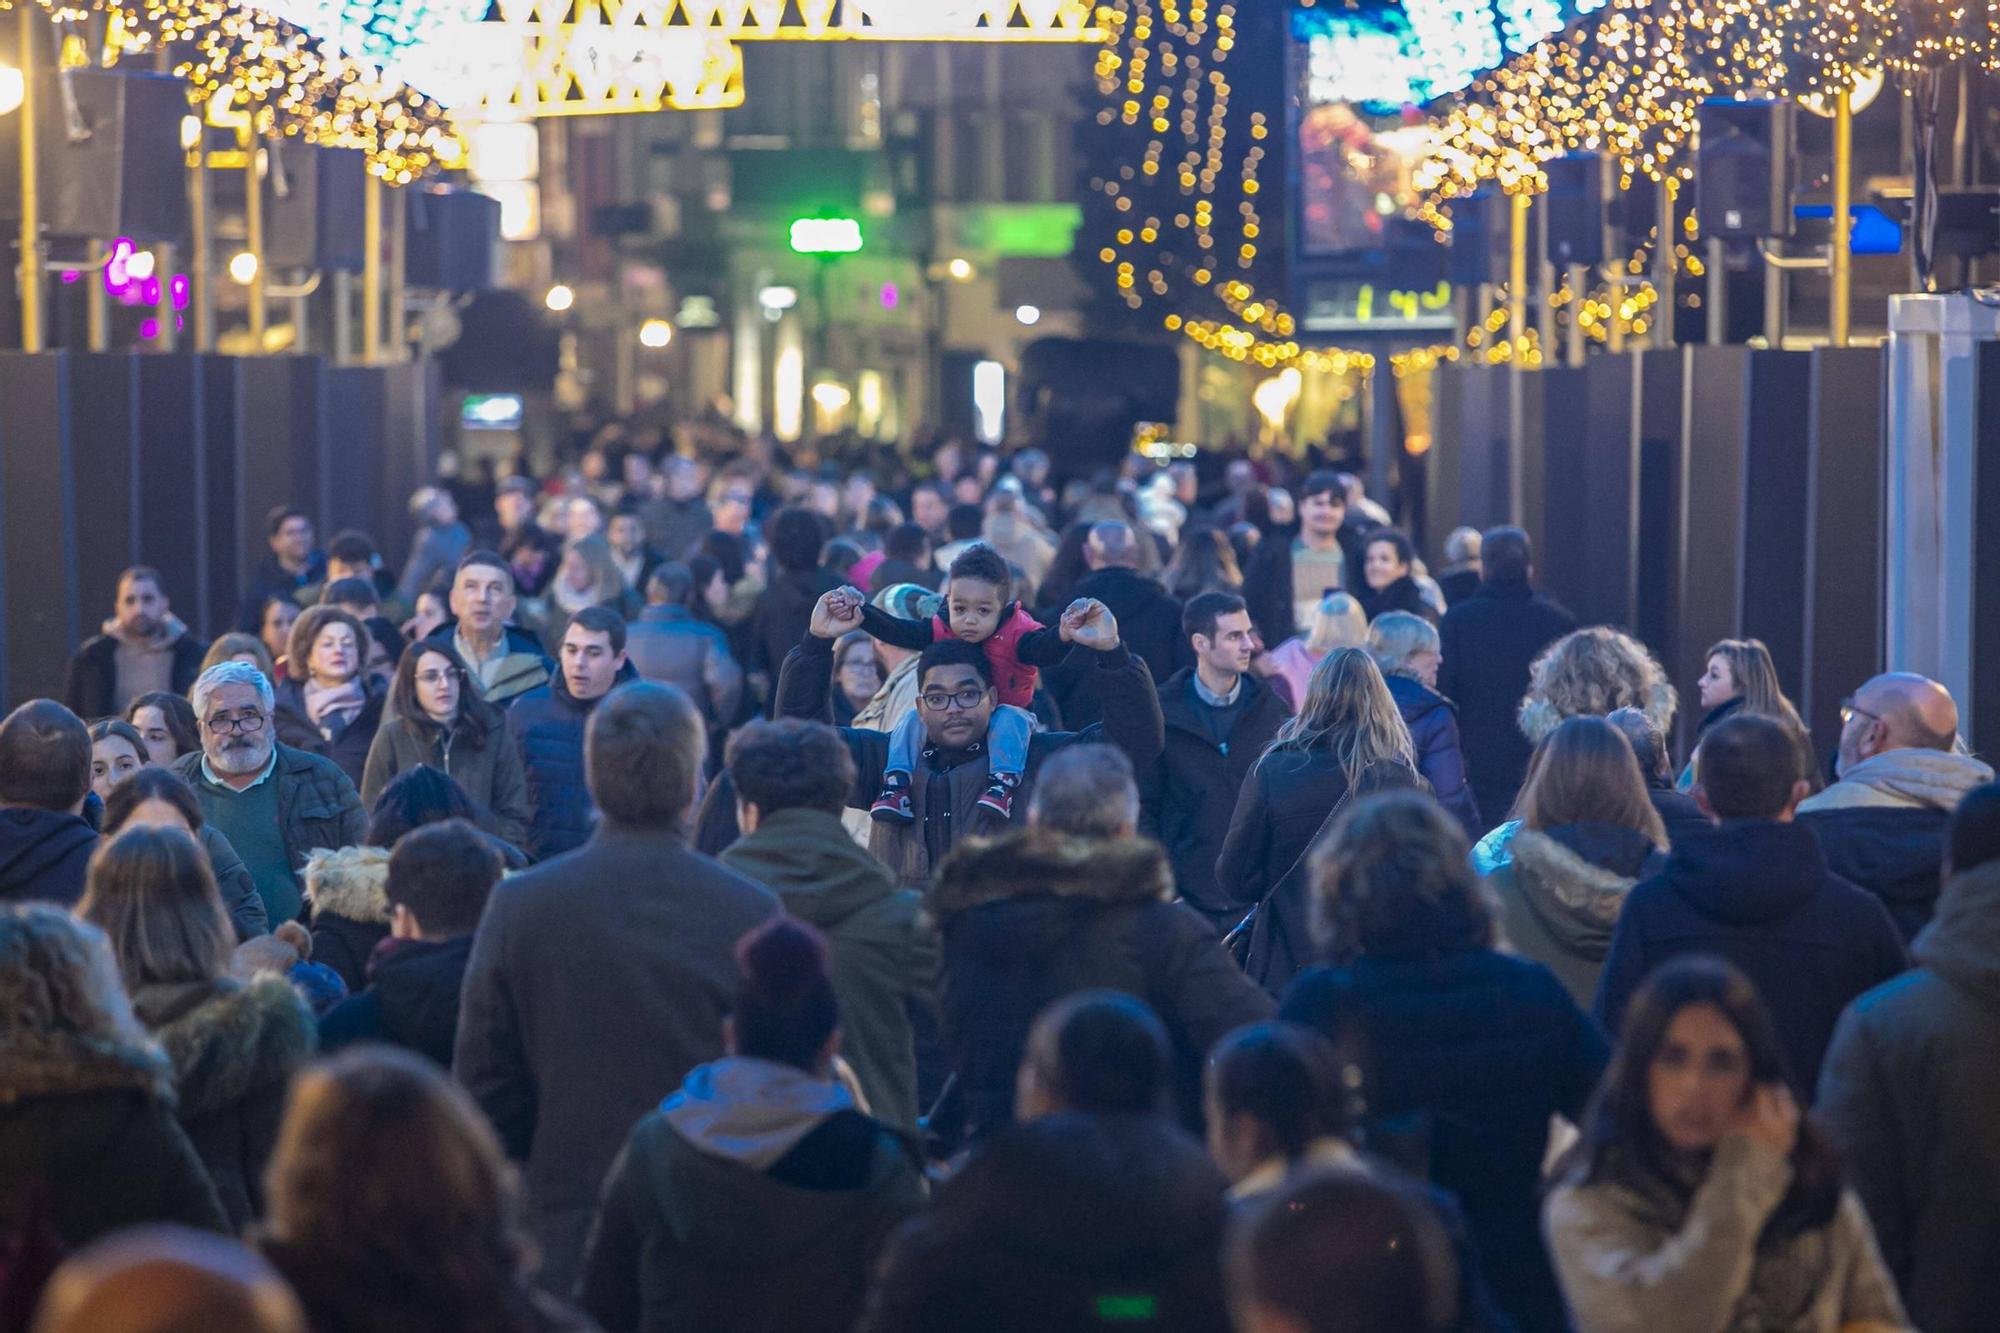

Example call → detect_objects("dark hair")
364 616 406 667
390 641 496 752
1299 471 1347 505
327 530 378 567
586 683 705 829
1949 782 2000 875
726 720 857 817
1560 956 1843 1245
266 505 310 539
116 565 165 598
387 819 500 938
1309 791 1494 965
1365 529 1415 568
884 522 930 563
647 562 693 606
1184 591 1249 644
102 767 205 836
732 917 839 1071
367 765 478 849
946 542 1012 596
125 692 200 760
1481 526 1532 586
1694 714 1801 819
0 700 92 811
1207 1022 1353 1161
945 502 985 542
1229 1169 1460 1333
696 530 748 585
323 576 379 610
454 550 514 588
917 638 995 693
564 605 628 656
822 538 866 584
910 479 945 504
766 507 826 575
1025 991 1170 1115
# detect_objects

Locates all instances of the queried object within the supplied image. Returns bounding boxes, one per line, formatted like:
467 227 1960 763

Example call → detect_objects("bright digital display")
1293 0 1579 110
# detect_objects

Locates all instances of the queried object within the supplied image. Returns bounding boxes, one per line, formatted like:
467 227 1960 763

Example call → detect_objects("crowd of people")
1 431 1996 1333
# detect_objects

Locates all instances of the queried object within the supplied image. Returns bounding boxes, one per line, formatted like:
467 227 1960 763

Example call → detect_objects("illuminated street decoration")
401 18 744 114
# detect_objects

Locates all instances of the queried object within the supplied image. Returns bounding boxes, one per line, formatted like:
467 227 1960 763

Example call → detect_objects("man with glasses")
173 661 367 925
777 589 1164 889
1798 672 1996 940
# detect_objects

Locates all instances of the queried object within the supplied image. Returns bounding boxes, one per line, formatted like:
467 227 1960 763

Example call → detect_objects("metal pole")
362 172 382 364
332 271 352 365
191 128 213 351
1566 262 1587 366
17 6 42 353
1508 192 1529 355
85 240 108 351
244 128 266 347
1706 238 1726 345
153 243 175 351
386 181 407 362
1507 192 1530 524
1831 86 1854 348
1654 177 1677 349
1763 245 1787 348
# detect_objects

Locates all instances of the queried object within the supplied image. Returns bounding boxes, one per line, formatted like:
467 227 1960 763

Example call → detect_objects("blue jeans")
884 703 1032 786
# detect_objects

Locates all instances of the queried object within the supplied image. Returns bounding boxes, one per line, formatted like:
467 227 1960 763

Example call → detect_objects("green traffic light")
789 217 865 254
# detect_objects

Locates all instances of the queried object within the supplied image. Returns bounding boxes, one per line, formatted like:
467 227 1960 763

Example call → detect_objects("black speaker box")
0 71 188 242
266 144 368 272
1447 190 1506 286
1545 153 1607 266
1699 100 1794 240
404 190 500 292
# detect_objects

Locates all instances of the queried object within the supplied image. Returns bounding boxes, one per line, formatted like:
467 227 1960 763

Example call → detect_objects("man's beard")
123 615 162 640
208 734 273 775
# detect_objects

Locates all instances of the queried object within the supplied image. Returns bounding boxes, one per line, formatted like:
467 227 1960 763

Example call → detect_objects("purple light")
103 238 137 297
140 277 161 307
138 318 159 340
879 282 900 310
61 271 81 285
170 275 191 311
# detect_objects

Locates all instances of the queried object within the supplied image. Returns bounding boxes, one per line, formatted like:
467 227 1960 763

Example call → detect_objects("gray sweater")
1544 1136 1910 1333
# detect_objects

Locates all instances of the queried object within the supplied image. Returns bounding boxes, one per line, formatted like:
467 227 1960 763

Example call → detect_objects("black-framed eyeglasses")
1839 697 1881 727
204 712 267 735
920 687 988 712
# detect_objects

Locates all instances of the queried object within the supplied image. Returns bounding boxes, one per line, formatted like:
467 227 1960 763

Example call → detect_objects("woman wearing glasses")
360 642 532 849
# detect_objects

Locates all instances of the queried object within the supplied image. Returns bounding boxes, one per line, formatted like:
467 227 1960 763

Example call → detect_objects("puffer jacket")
1798 747 1997 941
1484 823 1663 1010
0 807 98 908
132 975 316 1230
508 662 639 861
303 845 392 994
1386 672 1483 837
933 830 1272 1141
1817 858 2000 1332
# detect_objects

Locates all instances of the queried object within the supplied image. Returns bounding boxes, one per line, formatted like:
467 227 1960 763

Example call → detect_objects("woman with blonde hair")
1368 612 1481 836
0 904 226 1257
1216 648 1422 988
1684 638 1817 791
77 827 315 1229
200 630 277 685
271 604 386 790
258 1046 592 1333
1483 716 1669 1008
1518 626 1678 747
1263 591 1370 712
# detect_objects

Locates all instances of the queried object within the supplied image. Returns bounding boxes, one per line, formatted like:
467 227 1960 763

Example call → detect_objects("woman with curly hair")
1519 625 1679 749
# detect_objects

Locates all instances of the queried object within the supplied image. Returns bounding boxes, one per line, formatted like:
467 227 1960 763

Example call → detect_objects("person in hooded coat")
1594 716 1907 1101
300 845 390 996
1816 783 2000 1333
0 702 100 908
744 507 839 695
579 918 925 1333
1796 672 1996 942
1483 718 1669 1009
717 720 934 1133
1606 707 1712 846
78 828 316 1231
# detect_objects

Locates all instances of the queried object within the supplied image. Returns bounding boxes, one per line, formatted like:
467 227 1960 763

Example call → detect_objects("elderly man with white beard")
172 661 367 927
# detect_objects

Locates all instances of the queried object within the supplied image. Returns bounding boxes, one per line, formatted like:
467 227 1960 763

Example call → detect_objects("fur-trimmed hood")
1505 827 1652 960
133 976 315 1120
0 1028 173 1107
932 830 1174 919
303 844 391 925
1518 627 1678 745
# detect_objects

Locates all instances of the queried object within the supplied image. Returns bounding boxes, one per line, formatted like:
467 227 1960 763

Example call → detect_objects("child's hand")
811 590 865 639
1059 598 1122 652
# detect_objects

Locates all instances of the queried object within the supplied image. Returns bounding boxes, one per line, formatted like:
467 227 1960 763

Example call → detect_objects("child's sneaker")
977 774 1020 819
871 776 915 825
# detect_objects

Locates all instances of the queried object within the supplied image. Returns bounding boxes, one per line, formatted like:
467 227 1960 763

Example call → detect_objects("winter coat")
1486 823 1664 1010
508 663 638 862
361 710 533 848
623 605 744 732
303 845 391 994
1214 751 1424 988
1360 574 1437 624
719 808 934 1133
777 635 1165 890
579 1058 925 1333
171 744 369 920
932 831 1272 1142
1545 1137 1910 1333
1796 747 1997 942
132 975 316 1231
1816 857 2000 1333
272 676 389 792
1593 820 1909 1098
259 1239 596 1333
423 619 555 709
0 807 97 908
1281 950 1608 1333
1647 777 1713 846
455 824 781 1295
0 1023 226 1261
1139 669 1291 929
857 1111 1232 1333
1436 579 1578 828
237 551 327 631
857 601 1067 710
746 568 840 685
637 495 713 563
1241 530 1368 651
1386 672 1483 837
1046 567 1188 727
317 934 473 1069
63 618 207 720
397 519 473 605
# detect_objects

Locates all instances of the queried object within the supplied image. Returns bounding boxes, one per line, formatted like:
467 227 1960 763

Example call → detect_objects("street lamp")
1015 304 1041 326
639 318 673 348
229 252 260 285
545 283 575 312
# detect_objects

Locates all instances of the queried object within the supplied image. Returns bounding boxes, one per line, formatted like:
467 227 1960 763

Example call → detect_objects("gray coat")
455 823 781 1296
360 713 533 848
623 604 744 729
1817 858 2000 1333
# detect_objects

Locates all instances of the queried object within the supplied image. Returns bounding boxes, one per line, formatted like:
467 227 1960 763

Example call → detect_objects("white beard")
208 736 274 775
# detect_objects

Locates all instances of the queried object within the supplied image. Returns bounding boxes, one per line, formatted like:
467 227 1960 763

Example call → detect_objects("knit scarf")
304 678 366 734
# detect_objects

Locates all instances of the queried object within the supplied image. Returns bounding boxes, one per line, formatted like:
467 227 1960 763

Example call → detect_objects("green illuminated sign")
789 217 865 254
1093 1293 1159 1322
